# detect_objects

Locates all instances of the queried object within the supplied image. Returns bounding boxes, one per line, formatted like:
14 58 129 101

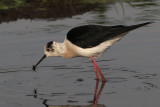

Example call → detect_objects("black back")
67 22 152 48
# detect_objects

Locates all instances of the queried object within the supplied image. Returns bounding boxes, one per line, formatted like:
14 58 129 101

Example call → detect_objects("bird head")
44 41 56 57
33 41 58 71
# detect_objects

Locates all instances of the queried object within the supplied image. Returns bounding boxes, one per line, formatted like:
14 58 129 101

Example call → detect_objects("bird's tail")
113 21 154 37
111 21 153 39
127 21 154 31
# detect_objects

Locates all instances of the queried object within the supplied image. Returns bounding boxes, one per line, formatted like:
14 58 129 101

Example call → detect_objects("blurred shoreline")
0 0 114 23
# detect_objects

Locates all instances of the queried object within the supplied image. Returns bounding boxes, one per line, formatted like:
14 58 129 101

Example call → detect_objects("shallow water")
0 0 160 107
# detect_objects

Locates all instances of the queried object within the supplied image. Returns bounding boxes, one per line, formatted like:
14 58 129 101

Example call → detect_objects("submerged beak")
32 54 46 71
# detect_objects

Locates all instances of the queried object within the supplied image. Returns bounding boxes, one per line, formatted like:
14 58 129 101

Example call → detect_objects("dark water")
0 0 99 23
0 0 160 107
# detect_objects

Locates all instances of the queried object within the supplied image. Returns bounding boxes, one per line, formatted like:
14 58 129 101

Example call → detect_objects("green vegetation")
0 0 25 10
82 0 115 4
0 2 9 10
0 0 156 10
36 8 47 11
0 0 110 10
14 0 25 6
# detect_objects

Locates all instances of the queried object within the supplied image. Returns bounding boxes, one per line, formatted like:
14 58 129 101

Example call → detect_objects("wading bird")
33 22 152 82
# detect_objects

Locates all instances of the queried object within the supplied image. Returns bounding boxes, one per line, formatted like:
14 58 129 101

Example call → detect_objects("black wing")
67 22 152 48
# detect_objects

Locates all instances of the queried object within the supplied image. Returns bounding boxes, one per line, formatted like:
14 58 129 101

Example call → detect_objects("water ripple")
107 77 128 83
134 73 157 79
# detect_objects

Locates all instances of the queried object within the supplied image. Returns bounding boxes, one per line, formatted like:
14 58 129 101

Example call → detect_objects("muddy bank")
0 0 112 23
1 0 155 24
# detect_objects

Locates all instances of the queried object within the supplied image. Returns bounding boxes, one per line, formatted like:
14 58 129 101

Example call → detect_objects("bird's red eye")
47 48 50 51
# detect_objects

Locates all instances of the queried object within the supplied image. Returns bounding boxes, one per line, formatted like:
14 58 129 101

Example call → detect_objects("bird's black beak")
32 54 46 71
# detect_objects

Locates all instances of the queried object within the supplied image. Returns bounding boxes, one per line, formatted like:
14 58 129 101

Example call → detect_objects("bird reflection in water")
93 80 106 107
33 80 106 107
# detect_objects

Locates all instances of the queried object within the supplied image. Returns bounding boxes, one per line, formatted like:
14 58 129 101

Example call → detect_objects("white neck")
55 39 79 58
55 41 66 57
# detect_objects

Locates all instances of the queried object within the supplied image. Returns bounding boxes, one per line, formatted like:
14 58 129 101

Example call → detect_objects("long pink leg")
92 59 99 80
91 57 106 82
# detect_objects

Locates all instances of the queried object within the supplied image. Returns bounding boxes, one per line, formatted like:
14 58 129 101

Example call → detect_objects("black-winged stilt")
33 22 152 82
